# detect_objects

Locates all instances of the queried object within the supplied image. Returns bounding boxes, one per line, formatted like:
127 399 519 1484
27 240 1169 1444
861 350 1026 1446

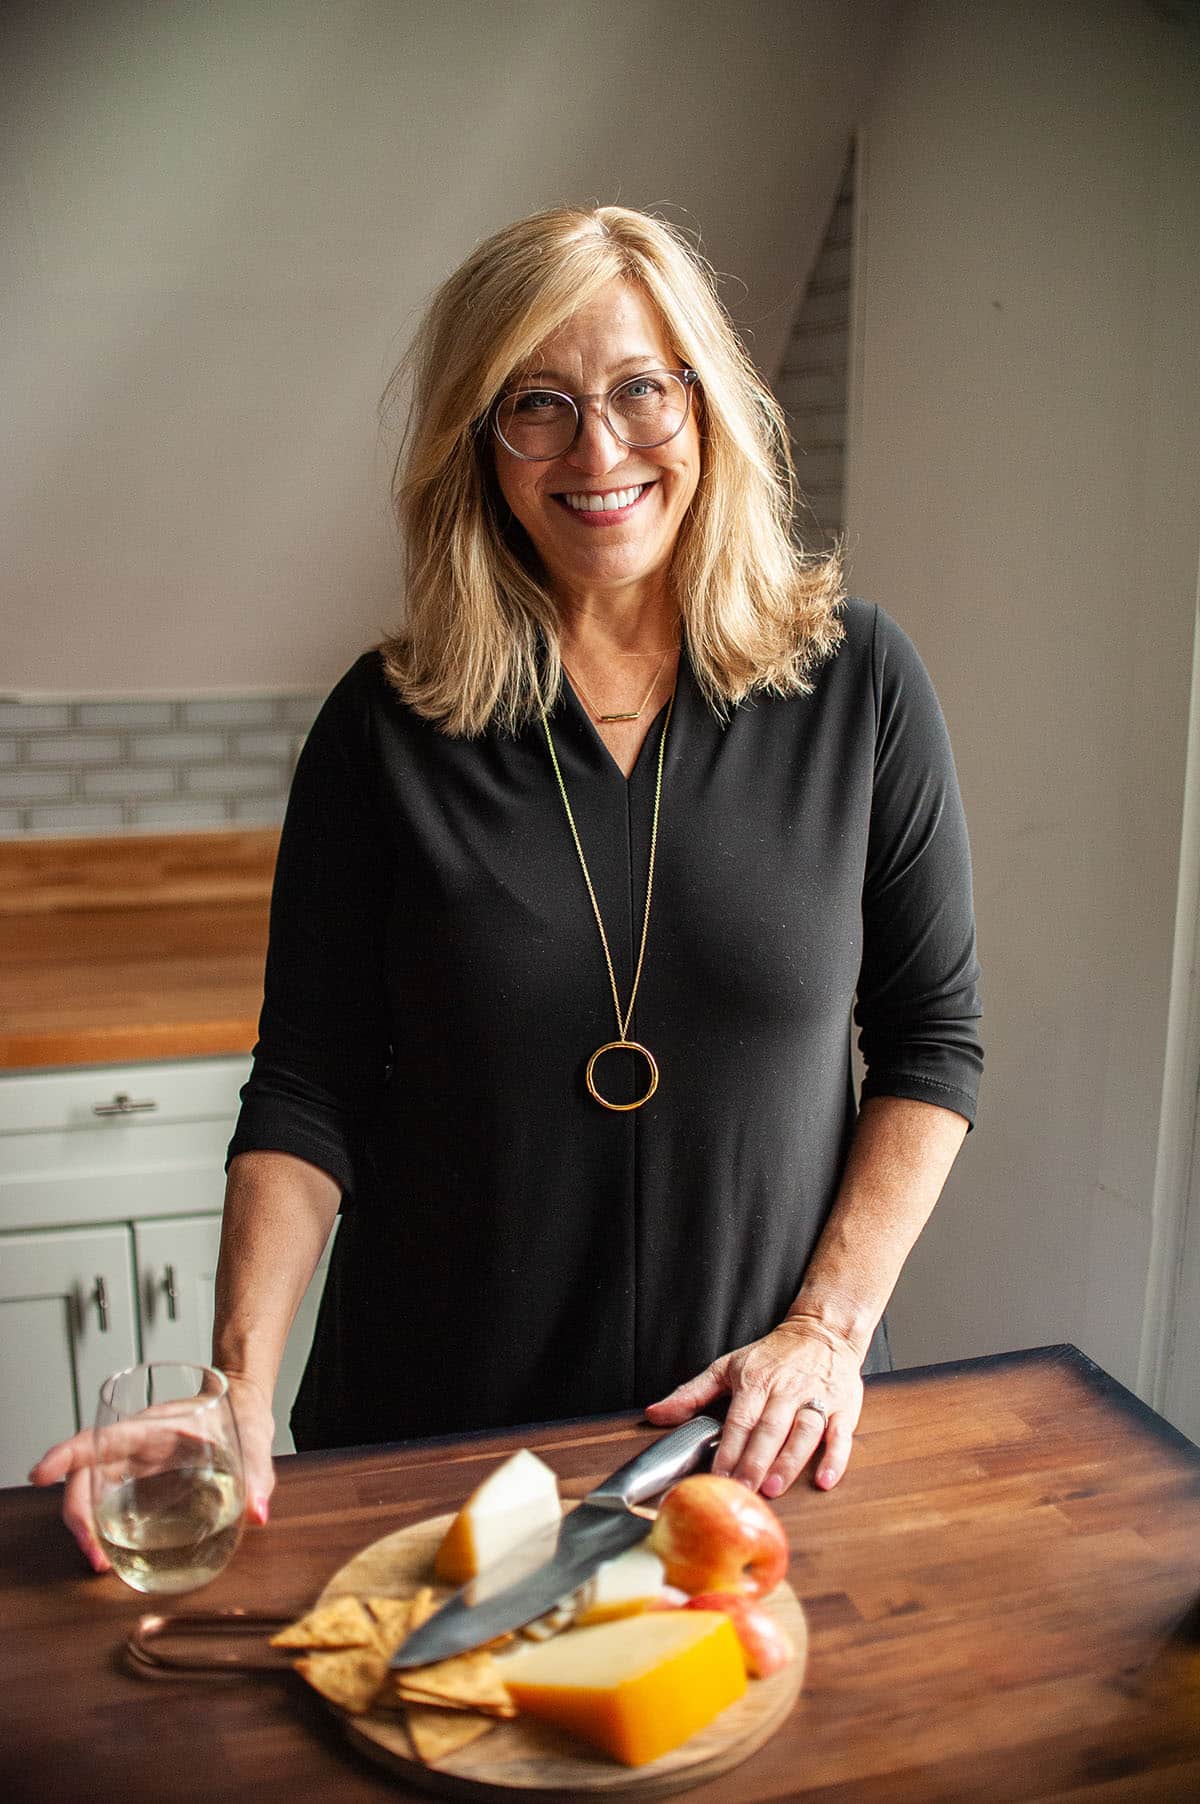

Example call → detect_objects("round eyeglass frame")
491 367 699 462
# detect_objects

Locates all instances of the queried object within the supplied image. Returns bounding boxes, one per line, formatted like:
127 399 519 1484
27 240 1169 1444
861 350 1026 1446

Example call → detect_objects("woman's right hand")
26 1372 277 1573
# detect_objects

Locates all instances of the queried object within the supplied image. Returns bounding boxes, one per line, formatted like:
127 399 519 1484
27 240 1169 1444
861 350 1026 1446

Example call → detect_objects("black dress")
228 599 982 1450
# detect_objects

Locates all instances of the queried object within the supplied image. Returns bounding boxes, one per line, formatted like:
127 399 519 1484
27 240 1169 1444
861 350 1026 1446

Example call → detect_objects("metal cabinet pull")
92 1276 110 1332
93 1093 158 1117
163 1264 178 1322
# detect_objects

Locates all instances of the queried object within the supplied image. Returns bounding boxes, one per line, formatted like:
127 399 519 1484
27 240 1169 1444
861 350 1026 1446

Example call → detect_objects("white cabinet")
134 1213 335 1452
0 1058 333 1487
0 1226 139 1489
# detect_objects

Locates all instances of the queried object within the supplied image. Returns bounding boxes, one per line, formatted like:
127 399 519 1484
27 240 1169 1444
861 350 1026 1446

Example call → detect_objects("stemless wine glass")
91 1362 245 1596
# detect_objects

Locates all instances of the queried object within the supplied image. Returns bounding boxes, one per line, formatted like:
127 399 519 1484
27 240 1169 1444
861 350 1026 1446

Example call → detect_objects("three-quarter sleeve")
227 656 393 1194
855 607 983 1124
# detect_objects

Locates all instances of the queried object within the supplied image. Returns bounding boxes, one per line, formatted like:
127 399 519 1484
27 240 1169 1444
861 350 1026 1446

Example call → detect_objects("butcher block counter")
3 1346 1199 1803
0 831 275 1068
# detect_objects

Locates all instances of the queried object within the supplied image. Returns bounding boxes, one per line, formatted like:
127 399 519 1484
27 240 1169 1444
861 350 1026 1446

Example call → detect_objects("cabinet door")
0 1227 138 1488
134 1215 336 1457
0 1058 250 1236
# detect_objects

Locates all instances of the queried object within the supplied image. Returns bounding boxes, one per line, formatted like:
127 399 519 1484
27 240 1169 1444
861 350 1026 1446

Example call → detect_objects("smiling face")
492 279 701 614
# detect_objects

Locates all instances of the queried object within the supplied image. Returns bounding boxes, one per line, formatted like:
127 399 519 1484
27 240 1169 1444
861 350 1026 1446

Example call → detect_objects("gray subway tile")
230 795 286 826
0 702 71 731
0 739 16 764
279 693 324 729
183 762 287 796
129 799 231 829
75 700 175 729
0 807 25 836
0 769 74 802
776 367 847 412
26 734 124 766
82 767 176 799
183 698 275 727
26 803 125 834
131 732 226 763
797 283 851 328
232 731 296 761
783 406 844 441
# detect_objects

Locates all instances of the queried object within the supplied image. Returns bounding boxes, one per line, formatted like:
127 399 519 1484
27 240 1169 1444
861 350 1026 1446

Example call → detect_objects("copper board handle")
126 1609 297 1674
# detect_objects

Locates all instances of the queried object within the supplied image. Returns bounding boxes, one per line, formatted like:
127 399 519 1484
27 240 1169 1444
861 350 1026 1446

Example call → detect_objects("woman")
34 205 981 1569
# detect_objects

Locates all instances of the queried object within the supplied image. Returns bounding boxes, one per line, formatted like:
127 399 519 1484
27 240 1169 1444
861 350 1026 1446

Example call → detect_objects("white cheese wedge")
434 1448 561 1584
574 1543 666 1625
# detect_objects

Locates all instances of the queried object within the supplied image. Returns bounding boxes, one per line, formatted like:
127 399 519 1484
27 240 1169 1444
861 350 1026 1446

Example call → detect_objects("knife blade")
390 1414 722 1670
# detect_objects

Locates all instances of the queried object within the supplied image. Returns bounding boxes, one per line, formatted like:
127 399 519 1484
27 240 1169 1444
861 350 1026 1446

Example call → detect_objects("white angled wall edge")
1140 561 1200 1444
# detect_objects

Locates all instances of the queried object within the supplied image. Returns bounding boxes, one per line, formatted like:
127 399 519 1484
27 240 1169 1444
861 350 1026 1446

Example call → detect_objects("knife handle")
586 1416 724 1511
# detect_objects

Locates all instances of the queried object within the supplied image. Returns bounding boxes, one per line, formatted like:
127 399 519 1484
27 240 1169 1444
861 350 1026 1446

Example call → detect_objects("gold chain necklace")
562 646 675 723
541 689 674 1111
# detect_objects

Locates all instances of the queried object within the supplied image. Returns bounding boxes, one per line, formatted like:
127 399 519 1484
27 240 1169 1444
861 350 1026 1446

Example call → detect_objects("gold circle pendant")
585 1040 659 1112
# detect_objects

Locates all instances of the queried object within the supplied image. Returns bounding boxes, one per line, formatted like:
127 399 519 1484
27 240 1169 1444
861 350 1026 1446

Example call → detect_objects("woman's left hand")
643 1315 865 1498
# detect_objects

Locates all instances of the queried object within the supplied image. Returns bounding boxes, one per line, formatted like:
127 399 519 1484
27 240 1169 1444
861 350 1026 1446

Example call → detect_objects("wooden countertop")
3 1346 1199 1802
0 831 276 1068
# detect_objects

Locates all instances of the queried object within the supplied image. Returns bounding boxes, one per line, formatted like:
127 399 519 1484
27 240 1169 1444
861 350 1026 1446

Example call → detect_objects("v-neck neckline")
557 649 689 787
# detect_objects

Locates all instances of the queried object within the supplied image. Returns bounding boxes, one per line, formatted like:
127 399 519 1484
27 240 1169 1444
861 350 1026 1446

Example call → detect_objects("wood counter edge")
0 1016 259 1069
0 828 280 914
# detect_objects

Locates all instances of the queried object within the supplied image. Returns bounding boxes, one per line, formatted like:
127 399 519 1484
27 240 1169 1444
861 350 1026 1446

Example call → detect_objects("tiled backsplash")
0 693 323 838
777 146 854 552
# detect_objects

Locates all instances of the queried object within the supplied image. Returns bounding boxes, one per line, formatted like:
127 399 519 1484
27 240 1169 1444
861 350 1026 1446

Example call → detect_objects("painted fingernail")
85 1542 110 1573
817 1467 836 1487
761 1474 784 1498
250 1495 270 1526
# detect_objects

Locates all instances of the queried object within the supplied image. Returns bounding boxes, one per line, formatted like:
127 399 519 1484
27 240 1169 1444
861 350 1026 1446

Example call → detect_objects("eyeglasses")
492 367 699 462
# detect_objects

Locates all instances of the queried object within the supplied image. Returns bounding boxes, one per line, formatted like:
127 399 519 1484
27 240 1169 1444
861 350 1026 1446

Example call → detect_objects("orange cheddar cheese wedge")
500 1609 746 1766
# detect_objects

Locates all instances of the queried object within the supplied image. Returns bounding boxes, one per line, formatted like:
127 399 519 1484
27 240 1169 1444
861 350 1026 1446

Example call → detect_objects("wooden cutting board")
314 1510 808 1800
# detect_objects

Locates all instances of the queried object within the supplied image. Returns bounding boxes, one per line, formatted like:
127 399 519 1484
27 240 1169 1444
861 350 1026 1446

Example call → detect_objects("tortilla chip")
408 1585 437 1628
405 1702 497 1763
364 1595 415 1655
294 1645 389 1714
270 1594 376 1649
396 1691 515 1719
395 1647 515 1717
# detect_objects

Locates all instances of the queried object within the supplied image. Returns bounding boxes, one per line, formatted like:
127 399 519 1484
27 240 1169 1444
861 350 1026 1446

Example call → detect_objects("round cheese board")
316 1509 808 1800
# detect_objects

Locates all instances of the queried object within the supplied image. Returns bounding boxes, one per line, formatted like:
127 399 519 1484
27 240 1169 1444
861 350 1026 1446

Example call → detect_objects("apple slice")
434 1448 561 1584
685 1591 795 1677
648 1474 789 1598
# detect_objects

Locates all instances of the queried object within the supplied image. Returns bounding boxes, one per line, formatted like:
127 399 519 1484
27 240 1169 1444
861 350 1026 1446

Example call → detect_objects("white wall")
0 0 899 695
847 0 1200 1394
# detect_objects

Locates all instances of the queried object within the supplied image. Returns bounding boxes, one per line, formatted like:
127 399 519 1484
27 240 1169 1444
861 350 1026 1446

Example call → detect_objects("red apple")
648 1473 790 1598
685 1591 795 1677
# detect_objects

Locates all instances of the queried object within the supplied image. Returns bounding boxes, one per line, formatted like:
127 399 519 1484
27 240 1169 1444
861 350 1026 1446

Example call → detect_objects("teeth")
562 485 646 513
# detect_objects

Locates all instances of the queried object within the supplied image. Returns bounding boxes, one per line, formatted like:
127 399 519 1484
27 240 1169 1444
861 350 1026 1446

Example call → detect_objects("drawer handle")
163 1264 178 1322
92 1093 158 1117
92 1276 110 1333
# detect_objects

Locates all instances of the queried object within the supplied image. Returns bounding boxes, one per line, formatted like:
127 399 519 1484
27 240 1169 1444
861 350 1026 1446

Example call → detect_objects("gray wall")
1 0 898 696
847 0 1200 1393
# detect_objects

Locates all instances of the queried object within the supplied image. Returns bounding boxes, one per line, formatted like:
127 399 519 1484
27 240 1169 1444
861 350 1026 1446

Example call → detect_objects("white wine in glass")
91 1362 245 1595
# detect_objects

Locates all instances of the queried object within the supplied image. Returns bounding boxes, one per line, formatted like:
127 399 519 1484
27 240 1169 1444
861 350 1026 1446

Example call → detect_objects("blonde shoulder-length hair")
380 205 844 737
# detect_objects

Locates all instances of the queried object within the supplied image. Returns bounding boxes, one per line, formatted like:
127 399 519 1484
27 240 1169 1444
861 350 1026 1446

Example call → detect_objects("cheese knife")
389 1415 722 1669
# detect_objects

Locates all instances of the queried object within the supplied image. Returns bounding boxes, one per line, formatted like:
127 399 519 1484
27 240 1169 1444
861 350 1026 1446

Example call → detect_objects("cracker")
270 1594 375 1650
405 1702 497 1763
394 1646 515 1717
294 1645 389 1714
409 1585 437 1628
364 1595 415 1655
